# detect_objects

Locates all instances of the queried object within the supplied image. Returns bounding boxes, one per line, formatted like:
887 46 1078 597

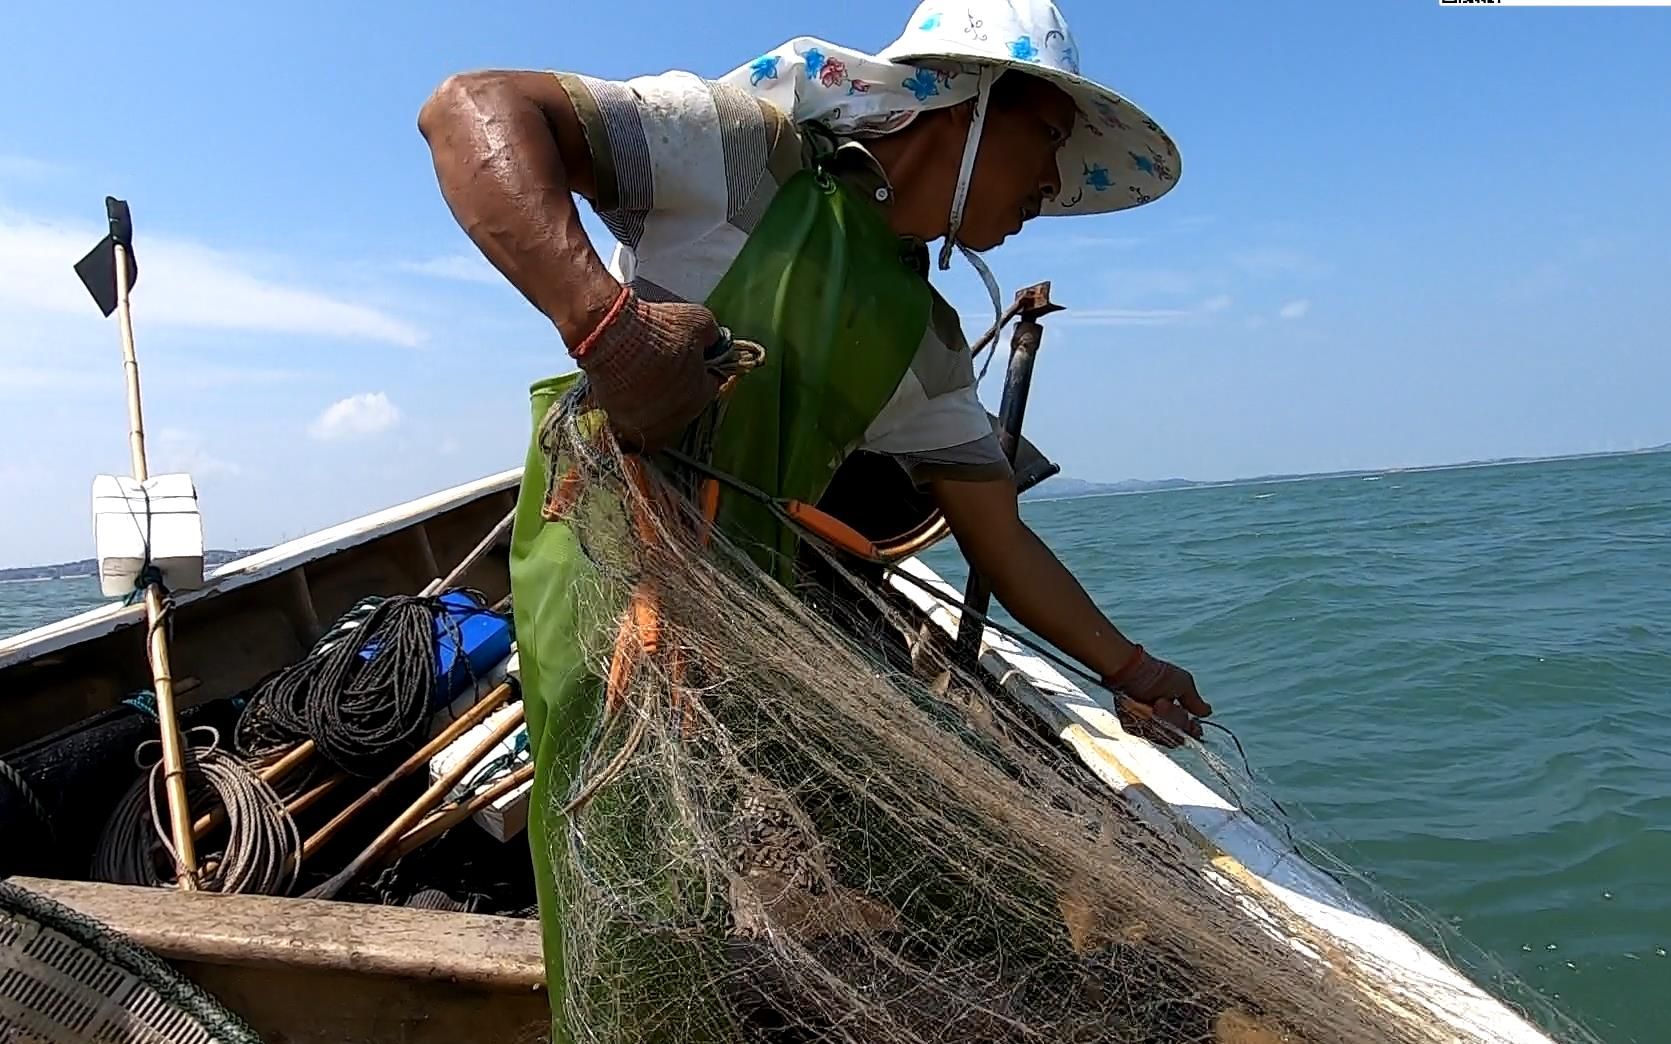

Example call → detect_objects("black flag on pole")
74 197 139 318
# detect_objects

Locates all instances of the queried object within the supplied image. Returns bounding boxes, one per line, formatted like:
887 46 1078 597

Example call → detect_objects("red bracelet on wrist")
1110 643 1146 682
569 284 632 360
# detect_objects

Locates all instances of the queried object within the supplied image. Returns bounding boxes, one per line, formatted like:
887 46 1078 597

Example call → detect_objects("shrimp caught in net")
534 385 1595 1044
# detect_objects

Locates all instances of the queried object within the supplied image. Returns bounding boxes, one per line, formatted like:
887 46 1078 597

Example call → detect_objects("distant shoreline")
0 550 260 585
1022 444 1670 505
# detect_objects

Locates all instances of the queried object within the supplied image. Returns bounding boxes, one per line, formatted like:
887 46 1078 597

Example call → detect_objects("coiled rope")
91 728 300 895
233 596 452 776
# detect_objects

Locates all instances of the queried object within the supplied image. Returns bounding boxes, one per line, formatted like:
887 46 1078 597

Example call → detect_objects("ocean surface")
5 450 1668 1042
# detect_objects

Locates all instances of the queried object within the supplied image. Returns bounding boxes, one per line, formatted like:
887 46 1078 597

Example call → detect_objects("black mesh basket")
0 880 262 1043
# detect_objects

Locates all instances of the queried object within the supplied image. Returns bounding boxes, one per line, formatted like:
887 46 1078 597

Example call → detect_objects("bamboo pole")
284 773 347 818
303 701 526 900
256 740 318 785
300 680 516 861
421 508 515 597
391 760 535 860
113 240 198 890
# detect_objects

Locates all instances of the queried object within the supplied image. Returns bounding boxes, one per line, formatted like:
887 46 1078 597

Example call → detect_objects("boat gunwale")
0 467 523 671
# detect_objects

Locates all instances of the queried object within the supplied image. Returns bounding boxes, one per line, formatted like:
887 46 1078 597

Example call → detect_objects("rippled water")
0 576 105 639
4 451 1667 1040
926 450 1671 1044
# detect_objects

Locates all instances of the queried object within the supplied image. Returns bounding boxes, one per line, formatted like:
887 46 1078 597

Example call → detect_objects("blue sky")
2 0 1668 564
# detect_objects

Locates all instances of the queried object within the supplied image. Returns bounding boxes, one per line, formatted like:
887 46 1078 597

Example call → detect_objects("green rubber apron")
510 166 930 1041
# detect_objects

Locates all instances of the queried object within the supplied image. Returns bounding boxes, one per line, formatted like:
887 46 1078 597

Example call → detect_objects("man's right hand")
420 73 758 452
570 287 726 451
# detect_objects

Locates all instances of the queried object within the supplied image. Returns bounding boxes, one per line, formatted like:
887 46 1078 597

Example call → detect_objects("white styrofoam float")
91 473 204 597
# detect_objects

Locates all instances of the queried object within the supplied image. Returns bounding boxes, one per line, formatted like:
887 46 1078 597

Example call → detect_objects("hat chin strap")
938 67 1004 333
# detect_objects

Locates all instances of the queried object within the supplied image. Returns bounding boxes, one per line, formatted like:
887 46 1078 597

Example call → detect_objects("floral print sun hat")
721 0 1180 221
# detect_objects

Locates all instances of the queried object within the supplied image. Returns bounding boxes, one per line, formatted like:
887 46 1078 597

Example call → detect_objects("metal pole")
113 233 200 890
955 282 1063 659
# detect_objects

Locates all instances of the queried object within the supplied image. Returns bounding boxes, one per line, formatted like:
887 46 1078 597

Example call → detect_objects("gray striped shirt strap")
554 71 795 244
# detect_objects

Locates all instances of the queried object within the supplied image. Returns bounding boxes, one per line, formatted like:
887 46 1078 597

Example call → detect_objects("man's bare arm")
932 475 1138 676
930 475 1211 739
417 71 619 344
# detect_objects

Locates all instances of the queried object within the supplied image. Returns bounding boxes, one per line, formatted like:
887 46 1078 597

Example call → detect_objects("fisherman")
420 0 1212 1034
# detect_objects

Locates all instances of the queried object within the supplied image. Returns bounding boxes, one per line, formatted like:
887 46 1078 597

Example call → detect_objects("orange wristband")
569 284 632 360
1109 643 1146 682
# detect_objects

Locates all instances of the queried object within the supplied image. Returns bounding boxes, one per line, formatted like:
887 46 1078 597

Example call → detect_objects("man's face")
957 78 1077 251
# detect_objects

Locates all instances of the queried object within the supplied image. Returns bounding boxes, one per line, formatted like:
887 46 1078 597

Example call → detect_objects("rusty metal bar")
955 282 1064 659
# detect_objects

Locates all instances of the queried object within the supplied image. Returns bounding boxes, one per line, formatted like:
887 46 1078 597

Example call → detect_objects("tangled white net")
536 389 1596 1044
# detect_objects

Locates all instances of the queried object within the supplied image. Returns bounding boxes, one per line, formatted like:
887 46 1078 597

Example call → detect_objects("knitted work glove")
1104 645 1211 746
571 286 735 452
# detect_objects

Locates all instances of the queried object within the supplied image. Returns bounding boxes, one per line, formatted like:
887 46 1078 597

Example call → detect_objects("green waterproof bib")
509 168 930 1041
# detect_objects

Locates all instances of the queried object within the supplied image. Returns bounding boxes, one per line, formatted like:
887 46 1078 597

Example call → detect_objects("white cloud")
1201 294 1233 313
0 209 424 347
398 254 502 285
1278 299 1312 320
308 392 401 441
153 428 241 479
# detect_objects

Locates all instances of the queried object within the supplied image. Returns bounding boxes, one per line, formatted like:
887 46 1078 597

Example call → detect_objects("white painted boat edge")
0 468 523 670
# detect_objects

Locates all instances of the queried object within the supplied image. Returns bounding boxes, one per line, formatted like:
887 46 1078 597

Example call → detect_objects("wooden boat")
2 469 544 1043
0 466 1563 1044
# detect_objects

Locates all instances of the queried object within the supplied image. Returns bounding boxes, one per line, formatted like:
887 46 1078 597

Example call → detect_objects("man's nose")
1040 161 1062 201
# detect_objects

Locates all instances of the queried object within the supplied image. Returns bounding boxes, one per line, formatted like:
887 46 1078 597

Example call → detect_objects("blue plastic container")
350 591 513 709
432 591 514 702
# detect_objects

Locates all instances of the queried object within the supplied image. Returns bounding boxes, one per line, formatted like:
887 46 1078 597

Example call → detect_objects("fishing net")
532 385 1590 1044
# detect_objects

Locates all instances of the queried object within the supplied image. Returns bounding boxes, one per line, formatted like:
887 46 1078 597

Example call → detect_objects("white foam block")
428 702 532 842
91 474 205 597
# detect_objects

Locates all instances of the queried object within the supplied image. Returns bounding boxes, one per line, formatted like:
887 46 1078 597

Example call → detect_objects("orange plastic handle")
783 501 881 561
698 479 721 549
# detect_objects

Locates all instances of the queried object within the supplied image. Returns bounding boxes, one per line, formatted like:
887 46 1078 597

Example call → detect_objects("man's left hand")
1105 647 1211 747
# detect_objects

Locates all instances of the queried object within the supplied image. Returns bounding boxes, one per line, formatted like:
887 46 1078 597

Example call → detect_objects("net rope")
536 386 1604 1044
